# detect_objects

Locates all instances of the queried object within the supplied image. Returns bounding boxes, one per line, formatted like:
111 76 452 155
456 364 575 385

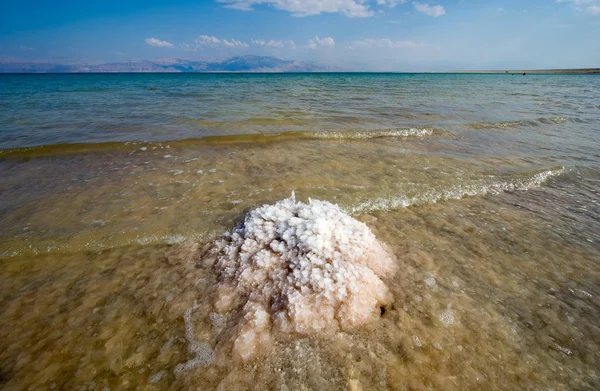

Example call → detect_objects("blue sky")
1 0 599 70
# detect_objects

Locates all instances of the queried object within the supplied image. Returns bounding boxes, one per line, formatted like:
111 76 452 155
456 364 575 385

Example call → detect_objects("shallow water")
0 74 599 390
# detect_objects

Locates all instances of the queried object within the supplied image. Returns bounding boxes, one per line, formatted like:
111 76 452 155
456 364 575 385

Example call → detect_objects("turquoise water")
1 73 599 152
0 73 599 390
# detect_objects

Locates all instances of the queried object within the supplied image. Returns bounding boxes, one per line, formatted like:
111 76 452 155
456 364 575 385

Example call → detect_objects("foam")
350 167 565 214
201 193 395 362
174 308 215 374
312 128 435 140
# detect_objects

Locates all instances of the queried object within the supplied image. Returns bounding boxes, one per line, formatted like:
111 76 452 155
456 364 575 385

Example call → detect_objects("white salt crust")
201 194 395 362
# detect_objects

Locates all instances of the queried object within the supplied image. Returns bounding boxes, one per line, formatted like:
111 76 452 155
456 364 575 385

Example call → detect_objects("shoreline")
437 68 600 74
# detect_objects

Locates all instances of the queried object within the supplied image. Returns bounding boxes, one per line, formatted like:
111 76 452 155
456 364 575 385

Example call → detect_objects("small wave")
349 167 565 214
310 128 437 140
0 129 444 158
463 120 530 130
175 116 313 127
553 117 567 123
0 231 213 259
463 117 567 130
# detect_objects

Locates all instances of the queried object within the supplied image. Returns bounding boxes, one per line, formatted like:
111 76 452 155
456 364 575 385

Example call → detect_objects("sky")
1 0 599 70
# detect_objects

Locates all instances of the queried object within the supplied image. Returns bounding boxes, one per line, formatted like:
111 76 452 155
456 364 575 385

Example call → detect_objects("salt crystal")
439 308 455 326
413 335 423 347
148 371 166 384
424 277 437 288
202 195 395 361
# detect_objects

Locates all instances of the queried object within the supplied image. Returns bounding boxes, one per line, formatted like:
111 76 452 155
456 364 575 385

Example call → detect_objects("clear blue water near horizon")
1 73 598 150
0 73 599 390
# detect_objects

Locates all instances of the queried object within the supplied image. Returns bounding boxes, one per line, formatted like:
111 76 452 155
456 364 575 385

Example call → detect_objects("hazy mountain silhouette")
0 55 334 73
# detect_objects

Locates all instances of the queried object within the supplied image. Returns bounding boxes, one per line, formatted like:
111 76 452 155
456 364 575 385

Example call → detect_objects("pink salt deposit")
200 194 395 361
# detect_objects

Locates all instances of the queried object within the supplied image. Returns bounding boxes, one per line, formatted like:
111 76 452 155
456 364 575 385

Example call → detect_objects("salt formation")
200 193 395 362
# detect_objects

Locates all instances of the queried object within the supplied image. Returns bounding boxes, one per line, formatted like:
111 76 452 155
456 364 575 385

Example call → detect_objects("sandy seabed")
0 191 598 391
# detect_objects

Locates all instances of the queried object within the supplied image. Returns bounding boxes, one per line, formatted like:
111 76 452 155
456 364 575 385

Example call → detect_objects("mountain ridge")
0 55 334 73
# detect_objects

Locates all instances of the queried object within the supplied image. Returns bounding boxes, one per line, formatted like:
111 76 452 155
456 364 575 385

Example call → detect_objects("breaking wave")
349 167 565 214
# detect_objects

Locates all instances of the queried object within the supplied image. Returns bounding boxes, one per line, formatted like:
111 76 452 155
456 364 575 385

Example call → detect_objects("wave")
175 116 314 127
0 128 445 158
0 166 566 259
307 128 439 139
348 167 565 214
462 117 567 130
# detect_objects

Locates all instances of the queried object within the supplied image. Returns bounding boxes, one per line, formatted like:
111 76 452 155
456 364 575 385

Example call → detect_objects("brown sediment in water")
0 119 598 390
0 136 561 258
0 128 448 159
0 193 598 390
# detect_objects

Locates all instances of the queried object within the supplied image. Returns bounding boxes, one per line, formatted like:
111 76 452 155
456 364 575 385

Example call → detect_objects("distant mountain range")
0 55 334 73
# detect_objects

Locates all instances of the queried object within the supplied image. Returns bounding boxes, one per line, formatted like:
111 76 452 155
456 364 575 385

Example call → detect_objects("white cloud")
556 0 593 4
252 39 296 49
556 0 600 16
223 38 250 48
317 36 335 48
145 38 174 48
307 36 336 49
217 0 374 17
497 8 504 13
413 2 446 17
194 35 249 48
197 35 222 45
377 0 406 7
347 38 420 49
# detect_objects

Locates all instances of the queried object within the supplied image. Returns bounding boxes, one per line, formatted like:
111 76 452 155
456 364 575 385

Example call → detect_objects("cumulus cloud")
347 38 420 49
217 0 374 17
223 38 250 48
145 38 174 48
197 35 222 45
377 0 406 7
588 5 600 14
194 35 249 48
307 36 336 49
413 2 446 17
252 39 296 49
556 0 593 4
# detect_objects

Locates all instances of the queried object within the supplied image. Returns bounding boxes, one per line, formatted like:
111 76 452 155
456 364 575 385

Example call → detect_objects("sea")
0 73 599 390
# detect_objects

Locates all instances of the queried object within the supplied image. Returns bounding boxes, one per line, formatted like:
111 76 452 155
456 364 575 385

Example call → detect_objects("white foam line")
313 128 435 140
349 167 565 214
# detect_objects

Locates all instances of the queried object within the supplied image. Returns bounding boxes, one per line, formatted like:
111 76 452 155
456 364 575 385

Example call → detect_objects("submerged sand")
0 189 598 390
0 92 598 389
